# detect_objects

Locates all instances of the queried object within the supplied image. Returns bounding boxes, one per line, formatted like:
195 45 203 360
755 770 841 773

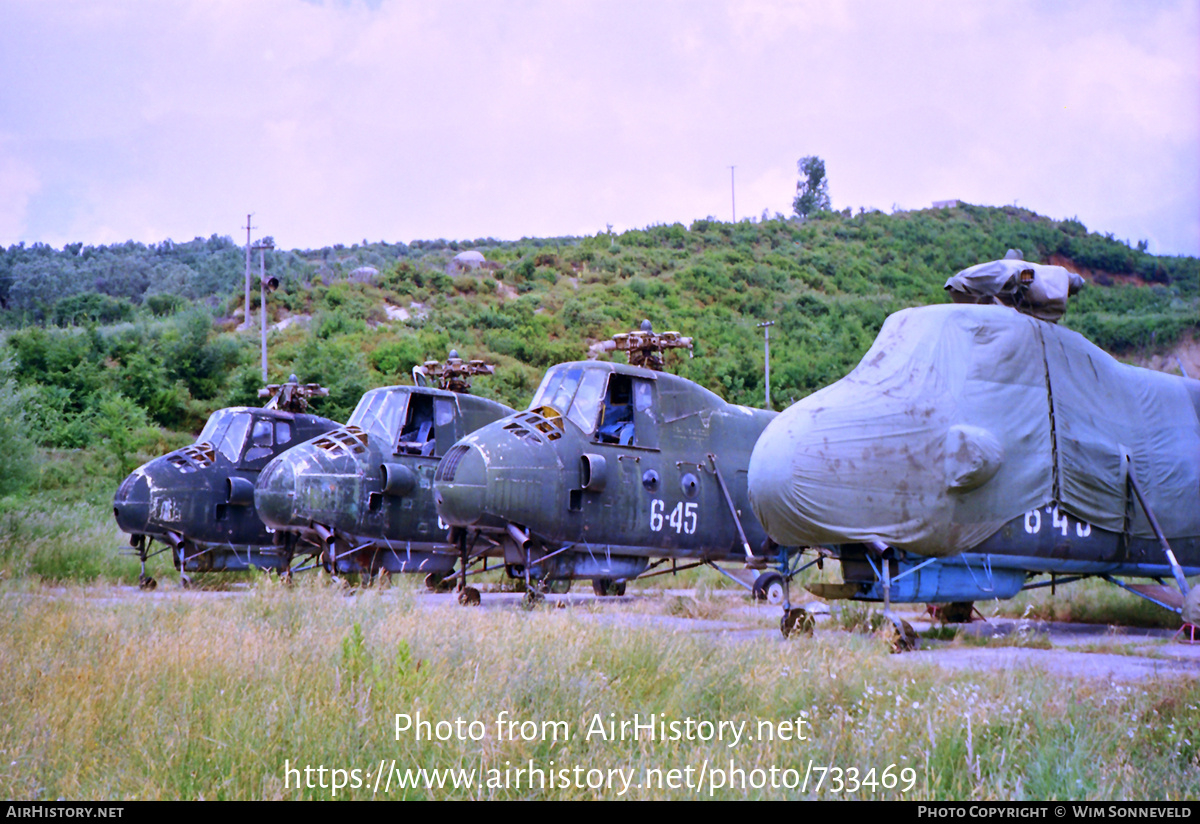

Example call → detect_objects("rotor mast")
588 319 694 372
259 374 329 413
413 350 496 393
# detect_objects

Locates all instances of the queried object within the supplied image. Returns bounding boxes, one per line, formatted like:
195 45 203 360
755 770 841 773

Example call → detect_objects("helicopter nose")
254 454 300 530
747 396 953 553
113 470 152 533
433 444 489 526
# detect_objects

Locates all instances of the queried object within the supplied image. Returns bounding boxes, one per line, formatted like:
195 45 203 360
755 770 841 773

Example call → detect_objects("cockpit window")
530 366 579 413
195 409 253 463
349 389 408 447
529 365 609 435
565 369 607 434
242 418 276 463
251 419 273 447
196 408 233 446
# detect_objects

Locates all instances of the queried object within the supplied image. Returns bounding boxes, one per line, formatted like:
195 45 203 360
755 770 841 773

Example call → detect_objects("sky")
1 0 1197 256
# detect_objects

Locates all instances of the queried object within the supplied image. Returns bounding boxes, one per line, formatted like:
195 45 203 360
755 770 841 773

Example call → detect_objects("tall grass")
0 499 138 583
1 578 1196 800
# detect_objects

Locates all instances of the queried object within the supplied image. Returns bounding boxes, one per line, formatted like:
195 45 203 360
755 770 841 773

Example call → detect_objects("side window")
631 378 658 449
275 421 292 446
243 419 275 463
634 380 653 412
398 395 437 456
597 375 635 445
433 398 459 456
434 398 456 428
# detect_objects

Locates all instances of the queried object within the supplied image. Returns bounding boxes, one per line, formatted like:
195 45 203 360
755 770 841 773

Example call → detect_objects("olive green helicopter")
254 352 513 584
433 322 798 607
113 378 340 588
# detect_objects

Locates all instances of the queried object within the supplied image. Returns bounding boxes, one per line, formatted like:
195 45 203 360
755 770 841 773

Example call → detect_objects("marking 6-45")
1024 505 1092 538
650 500 698 534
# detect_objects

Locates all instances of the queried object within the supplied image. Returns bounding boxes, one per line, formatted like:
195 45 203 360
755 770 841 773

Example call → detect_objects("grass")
990 577 1184 629
1 487 1196 800
1 577 1197 801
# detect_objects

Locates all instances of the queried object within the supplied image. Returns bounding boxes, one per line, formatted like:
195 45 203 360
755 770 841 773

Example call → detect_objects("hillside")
2 203 1197 469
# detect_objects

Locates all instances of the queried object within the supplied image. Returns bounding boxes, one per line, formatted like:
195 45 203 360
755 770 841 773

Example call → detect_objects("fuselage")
433 360 777 580
254 385 512 574
747 303 1200 596
113 406 339 571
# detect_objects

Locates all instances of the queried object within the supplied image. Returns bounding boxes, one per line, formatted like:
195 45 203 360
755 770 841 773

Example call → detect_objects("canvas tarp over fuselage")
748 303 1200 557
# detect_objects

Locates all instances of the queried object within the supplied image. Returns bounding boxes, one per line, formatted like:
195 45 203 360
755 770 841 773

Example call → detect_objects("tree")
0 359 38 495
793 156 831 218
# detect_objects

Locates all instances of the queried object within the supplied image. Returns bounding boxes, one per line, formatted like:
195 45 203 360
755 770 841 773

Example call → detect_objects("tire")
593 578 626 597
930 602 975 624
752 572 785 605
780 608 814 639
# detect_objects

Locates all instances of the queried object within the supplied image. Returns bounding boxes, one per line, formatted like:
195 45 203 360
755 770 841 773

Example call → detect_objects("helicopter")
433 321 789 607
113 377 340 588
747 254 1200 642
253 352 513 586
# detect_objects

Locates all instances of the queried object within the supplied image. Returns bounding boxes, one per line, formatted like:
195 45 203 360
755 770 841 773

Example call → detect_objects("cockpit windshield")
196 409 253 463
349 389 408 447
529 365 607 434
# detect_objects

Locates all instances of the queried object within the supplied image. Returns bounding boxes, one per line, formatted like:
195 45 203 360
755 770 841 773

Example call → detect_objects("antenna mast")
242 213 255 331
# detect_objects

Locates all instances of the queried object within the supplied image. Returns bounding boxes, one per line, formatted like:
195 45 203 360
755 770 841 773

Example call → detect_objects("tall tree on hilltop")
793 156 831 218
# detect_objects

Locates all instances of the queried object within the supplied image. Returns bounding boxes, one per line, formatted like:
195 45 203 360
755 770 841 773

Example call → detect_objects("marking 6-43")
650 500 698 534
1024 505 1092 538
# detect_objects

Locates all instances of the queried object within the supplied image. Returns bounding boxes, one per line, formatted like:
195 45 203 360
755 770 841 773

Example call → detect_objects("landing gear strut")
132 536 157 590
877 545 918 653
455 530 481 607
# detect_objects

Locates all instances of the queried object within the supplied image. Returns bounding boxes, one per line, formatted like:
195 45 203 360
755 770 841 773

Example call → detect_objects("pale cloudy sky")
1 0 1197 255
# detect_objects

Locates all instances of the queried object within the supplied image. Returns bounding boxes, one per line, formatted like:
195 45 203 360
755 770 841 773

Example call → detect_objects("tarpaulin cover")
944 258 1086 322
748 303 1200 556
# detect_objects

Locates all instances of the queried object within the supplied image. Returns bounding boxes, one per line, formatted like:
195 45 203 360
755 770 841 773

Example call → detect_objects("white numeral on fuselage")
650 500 697 534
1023 506 1091 538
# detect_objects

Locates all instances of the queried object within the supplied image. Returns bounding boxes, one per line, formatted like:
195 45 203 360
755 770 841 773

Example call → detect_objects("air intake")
435 445 471 482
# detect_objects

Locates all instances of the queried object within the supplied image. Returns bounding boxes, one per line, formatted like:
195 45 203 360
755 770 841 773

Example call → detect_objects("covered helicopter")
113 377 340 588
253 352 513 585
433 321 790 606
747 253 1200 641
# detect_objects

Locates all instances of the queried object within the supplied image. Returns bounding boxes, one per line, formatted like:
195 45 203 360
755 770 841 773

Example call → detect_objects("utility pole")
729 166 736 222
252 237 276 381
757 320 774 410
242 214 255 330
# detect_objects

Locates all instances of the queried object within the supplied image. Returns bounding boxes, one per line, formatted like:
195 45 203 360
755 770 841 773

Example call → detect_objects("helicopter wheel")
137 574 157 591
522 588 544 609
592 578 626 597
882 617 919 653
752 572 785 605
180 575 192 590
780 608 814 639
457 587 481 607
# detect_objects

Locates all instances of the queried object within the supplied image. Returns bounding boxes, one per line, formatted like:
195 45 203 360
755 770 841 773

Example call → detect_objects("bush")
0 359 38 495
